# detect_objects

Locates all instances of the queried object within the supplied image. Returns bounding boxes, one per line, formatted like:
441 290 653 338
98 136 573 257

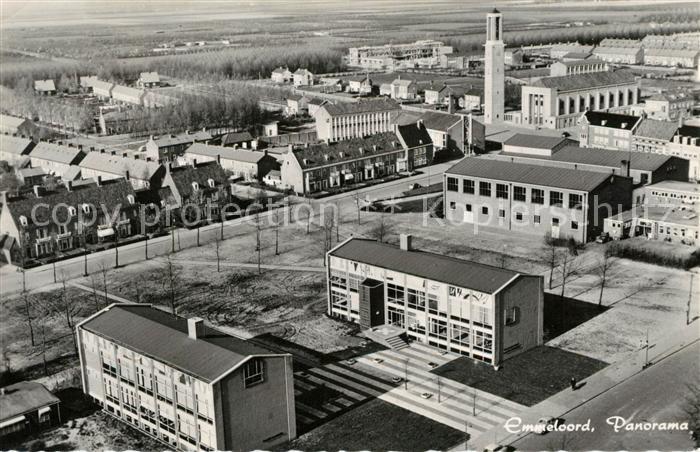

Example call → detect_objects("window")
68 206 77 216
531 188 544 204
407 289 426 310
19 215 28 226
387 283 405 306
498 209 505 218
449 201 456 210
534 215 541 224
447 177 458 192
496 184 508 199
207 178 215 188
552 218 560 226
571 221 579 230
515 212 523 221
479 181 491 197
462 179 475 194
568 193 583 209
243 359 264 387
482 206 489 215
505 307 520 325
126 195 135 205
549 191 563 207
192 182 200 191
465 204 472 212
513 186 526 202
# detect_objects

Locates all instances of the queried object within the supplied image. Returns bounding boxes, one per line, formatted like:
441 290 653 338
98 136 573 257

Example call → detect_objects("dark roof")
221 131 254 146
634 119 678 141
503 145 678 171
187 143 272 164
533 71 637 91
418 111 463 132
5 178 136 229
504 133 569 150
168 162 229 199
80 304 274 382
330 238 519 294
0 382 59 421
152 131 212 148
583 111 640 130
292 132 404 169
561 52 593 60
320 99 400 117
446 157 614 192
397 123 433 149
678 125 700 139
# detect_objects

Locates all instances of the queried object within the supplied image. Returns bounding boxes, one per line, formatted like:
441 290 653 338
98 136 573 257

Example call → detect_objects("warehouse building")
327 235 544 368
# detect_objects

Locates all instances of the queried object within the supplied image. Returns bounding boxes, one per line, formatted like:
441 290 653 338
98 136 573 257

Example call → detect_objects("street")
511 341 699 451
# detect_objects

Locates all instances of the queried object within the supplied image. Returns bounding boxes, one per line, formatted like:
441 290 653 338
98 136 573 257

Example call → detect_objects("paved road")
511 341 699 451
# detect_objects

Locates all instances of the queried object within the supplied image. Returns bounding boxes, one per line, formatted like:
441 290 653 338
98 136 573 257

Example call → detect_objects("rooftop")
292 132 404 169
80 304 275 383
139 72 160 83
634 119 678 141
0 382 59 422
644 48 699 57
394 111 462 132
503 133 570 150
111 85 145 100
561 52 594 60
609 205 698 227
151 130 212 147
645 180 700 194
593 47 641 55
0 114 29 130
186 143 270 163
220 131 254 146
330 238 520 295
583 111 641 130
79 151 162 179
30 141 86 165
34 79 55 92
678 125 700 139
0 134 35 156
446 156 616 192
320 99 400 117
167 162 229 200
532 70 637 91
555 58 606 67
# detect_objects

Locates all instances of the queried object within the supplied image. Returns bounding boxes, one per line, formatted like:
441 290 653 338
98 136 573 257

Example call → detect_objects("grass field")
285 398 465 451
433 346 608 407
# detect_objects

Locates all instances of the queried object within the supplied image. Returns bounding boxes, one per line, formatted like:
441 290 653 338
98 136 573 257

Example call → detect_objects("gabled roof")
187 143 270 164
647 91 692 102
34 79 55 92
29 142 86 165
644 48 699 58
272 67 290 74
292 132 404 169
583 111 641 130
111 85 145 101
645 180 700 194
79 151 162 179
396 122 433 149
0 114 30 130
391 79 415 87
18 167 46 178
5 178 136 229
167 162 229 199
294 69 313 76
330 238 520 295
634 119 678 141
152 131 212 147
80 304 274 383
599 38 642 48
220 131 254 146
79 75 98 88
504 133 570 150
561 52 594 60
446 157 615 192
91 79 115 92
0 382 59 422
320 99 400 117
417 111 462 132
0 134 35 156
532 71 637 91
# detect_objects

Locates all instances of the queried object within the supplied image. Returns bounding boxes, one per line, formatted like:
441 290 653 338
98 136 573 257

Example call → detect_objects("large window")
243 359 264 388
450 324 470 347
428 318 447 340
472 330 493 353
496 184 509 199
475 306 491 327
513 186 526 201
330 271 347 290
531 188 544 204
569 193 583 209
479 181 491 197
387 283 405 306
447 177 459 192
462 179 475 194
407 289 426 311
549 191 563 207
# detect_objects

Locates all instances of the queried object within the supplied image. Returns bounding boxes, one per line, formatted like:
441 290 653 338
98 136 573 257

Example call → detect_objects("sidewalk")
457 322 700 451
164 258 326 273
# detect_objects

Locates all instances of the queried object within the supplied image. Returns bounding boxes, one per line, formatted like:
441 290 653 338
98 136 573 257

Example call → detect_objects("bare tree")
97 262 109 303
214 236 222 272
559 250 579 298
541 233 561 290
49 273 82 356
160 254 182 314
254 211 262 274
274 207 280 256
353 191 363 225
369 210 393 243
89 275 101 311
21 290 36 346
595 250 617 306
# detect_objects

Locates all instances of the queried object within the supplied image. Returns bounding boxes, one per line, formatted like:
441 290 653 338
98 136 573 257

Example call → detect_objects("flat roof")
609 205 699 227
80 304 275 383
0 382 59 422
503 133 569 150
446 156 614 192
645 180 700 194
330 238 520 294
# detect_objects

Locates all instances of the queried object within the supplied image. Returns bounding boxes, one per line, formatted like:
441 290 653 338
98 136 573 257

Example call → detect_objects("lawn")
544 293 608 342
432 346 607 407
285 398 465 452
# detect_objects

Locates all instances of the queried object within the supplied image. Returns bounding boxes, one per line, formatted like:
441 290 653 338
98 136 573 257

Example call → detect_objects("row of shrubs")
607 241 700 270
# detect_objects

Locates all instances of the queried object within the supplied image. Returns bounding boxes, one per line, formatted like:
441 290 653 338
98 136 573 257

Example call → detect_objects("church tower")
484 9 505 124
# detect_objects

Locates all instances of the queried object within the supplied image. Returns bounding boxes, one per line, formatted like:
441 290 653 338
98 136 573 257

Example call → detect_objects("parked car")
595 232 611 244
535 416 564 435
408 183 422 191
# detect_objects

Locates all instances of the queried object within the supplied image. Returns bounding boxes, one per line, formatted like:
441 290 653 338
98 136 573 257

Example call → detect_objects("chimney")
167 162 173 172
122 152 128 158
134 154 140 160
399 233 412 251
125 170 130 180
217 154 221 164
33 185 43 198
67 181 73 191
263 149 268 156
100 148 105 154
416 119 424 129
288 144 294 153
111 150 116 156
187 317 205 340
620 159 630 178
90 146 95 152
185 130 191 135
193 159 198 167
97 176 102 186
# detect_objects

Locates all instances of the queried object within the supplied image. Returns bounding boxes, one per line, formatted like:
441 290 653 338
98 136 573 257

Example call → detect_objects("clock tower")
484 9 505 124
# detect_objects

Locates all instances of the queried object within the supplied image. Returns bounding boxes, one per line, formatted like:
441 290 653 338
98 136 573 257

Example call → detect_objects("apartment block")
314 99 400 142
326 236 544 368
77 304 296 451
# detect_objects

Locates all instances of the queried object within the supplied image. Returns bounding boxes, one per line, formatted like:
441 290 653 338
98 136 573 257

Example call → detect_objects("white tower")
484 9 505 124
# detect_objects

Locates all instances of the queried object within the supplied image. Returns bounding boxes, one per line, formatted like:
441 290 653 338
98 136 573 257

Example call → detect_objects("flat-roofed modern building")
77 304 296 452
579 111 642 151
603 205 698 245
314 99 401 142
327 236 543 368
444 157 633 242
